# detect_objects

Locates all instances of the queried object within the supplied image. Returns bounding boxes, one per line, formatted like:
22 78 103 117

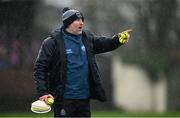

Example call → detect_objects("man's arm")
93 29 132 54
33 37 56 98
93 36 122 54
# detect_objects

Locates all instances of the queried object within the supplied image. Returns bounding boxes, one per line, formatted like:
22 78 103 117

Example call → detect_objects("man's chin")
77 30 82 35
72 29 82 35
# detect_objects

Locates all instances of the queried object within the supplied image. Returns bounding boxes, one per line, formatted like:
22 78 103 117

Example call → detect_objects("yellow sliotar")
47 97 54 105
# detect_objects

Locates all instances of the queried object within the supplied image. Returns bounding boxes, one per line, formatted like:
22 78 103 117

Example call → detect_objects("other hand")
39 94 54 104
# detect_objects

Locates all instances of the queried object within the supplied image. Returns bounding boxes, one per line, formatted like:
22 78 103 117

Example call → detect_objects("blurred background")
0 0 180 116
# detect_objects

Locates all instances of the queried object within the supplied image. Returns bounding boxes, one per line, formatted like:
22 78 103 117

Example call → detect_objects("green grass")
93 111 180 117
0 111 53 117
1 111 180 117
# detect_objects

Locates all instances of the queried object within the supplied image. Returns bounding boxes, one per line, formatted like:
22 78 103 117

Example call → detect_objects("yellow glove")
118 29 132 44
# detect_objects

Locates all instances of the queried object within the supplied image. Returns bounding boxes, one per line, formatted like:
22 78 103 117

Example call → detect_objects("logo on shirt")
81 46 85 52
66 49 73 54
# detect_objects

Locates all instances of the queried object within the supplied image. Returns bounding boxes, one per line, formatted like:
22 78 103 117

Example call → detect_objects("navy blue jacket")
33 27 122 103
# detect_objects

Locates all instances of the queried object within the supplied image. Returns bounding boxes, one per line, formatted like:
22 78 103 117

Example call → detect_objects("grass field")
1 111 180 117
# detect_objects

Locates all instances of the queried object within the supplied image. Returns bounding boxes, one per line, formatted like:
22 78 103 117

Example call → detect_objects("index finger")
124 29 133 33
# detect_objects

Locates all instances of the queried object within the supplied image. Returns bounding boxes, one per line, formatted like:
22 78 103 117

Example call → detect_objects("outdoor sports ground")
1 110 180 117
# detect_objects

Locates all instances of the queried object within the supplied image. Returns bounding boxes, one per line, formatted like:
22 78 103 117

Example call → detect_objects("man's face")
66 18 84 35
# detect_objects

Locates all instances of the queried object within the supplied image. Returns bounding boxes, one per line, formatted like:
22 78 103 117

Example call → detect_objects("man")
33 7 132 117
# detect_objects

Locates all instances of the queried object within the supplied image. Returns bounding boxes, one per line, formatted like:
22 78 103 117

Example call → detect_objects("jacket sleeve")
93 34 122 54
33 37 56 97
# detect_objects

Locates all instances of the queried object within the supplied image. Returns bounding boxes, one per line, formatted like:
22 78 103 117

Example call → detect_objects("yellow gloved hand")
118 29 132 44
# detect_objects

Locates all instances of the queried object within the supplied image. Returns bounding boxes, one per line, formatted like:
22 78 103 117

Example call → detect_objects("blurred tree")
118 0 178 80
138 0 178 76
123 0 180 110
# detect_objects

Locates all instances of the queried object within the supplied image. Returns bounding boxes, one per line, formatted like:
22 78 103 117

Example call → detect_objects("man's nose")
80 19 84 25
